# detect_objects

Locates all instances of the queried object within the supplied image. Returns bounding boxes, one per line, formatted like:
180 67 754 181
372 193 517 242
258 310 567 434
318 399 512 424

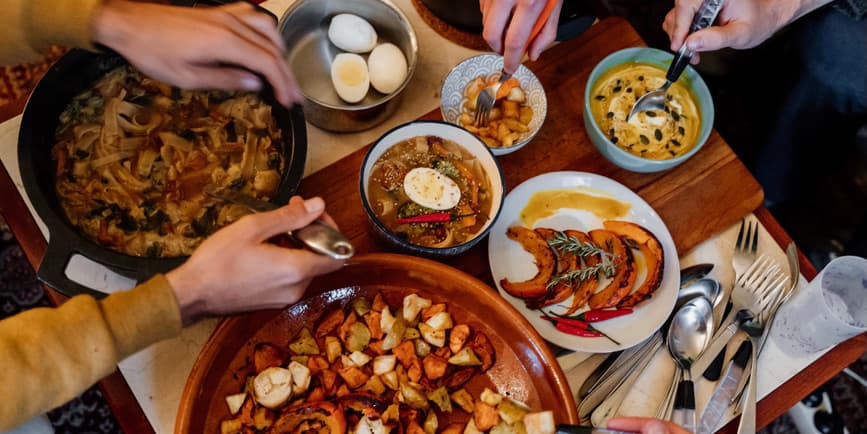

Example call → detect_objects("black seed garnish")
626 87 633 93
627 144 635 149
671 139 682 147
616 79 622 86
640 149 648 154
646 111 657 117
654 129 663 141
611 137 619 144
667 94 673 101
640 134 650 145
671 112 681 121
595 95 606 101
638 75 644 81
663 106 671 113
669 150 676 156
613 86 622 93
606 112 614 119
678 126 685 135
609 128 615 136
665 143 671 149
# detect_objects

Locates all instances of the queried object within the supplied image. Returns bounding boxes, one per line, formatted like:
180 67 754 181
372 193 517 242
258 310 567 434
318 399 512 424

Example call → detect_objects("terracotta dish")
175 253 578 433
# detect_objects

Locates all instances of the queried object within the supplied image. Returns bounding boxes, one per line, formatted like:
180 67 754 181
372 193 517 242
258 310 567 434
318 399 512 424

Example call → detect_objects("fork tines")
735 219 759 255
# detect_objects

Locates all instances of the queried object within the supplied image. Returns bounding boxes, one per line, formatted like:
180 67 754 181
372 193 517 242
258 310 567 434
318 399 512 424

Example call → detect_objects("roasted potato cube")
288 361 311 396
419 323 446 347
381 371 399 390
481 388 503 406
400 382 429 410
254 343 284 373
497 123 511 141
353 416 387 434
504 118 529 133
220 418 243 434
338 366 370 389
502 100 520 119
225 392 247 415
498 399 530 424
490 421 515 434
364 311 384 340
481 136 500 148
468 331 496 371
393 340 418 367
336 384 351 397
307 386 326 402
424 411 439 434
349 351 372 367
307 355 329 374
463 418 483 434
523 411 555 434
404 327 421 340
425 312 453 331
346 322 371 352
373 354 397 376
415 338 432 357
316 309 344 338
407 421 426 434
363 375 387 395
252 367 293 409
421 304 447 322
423 354 449 380
506 86 526 103
289 327 319 355
449 348 482 366
427 386 453 413
442 424 466 434
368 340 387 355
474 402 500 431
350 297 371 317
325 336 342 363
489 107 503 121
450 388 474 413
403 294 433 323
382 404 400 423
290 355 309 365
252 407 274 430
459 112 474 126
372 292 387 312
449 324 470 354
444 367 476 390
519 106 533 125
319 370 338 395
408 359 423 383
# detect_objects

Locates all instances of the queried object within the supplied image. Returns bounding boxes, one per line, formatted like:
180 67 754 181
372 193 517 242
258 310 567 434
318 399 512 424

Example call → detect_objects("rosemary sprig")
547 231 610 258
545 231 620 290
546 261 617 290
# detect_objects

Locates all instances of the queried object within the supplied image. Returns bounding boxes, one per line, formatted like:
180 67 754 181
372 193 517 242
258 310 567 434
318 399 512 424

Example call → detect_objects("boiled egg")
403 167 461 211
368 43 408 94
331 53 370 103
327 14 378 53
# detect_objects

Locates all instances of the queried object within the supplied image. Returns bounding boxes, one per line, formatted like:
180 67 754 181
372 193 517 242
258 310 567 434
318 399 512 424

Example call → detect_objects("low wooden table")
0 16 863 434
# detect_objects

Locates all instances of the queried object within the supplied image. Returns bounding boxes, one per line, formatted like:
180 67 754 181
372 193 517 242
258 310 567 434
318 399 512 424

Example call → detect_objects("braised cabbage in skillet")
51 65 285 257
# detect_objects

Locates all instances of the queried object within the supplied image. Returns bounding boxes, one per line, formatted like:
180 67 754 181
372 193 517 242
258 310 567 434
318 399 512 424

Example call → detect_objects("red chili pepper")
539 311 621 345
395 213 475 224
575 308 633 322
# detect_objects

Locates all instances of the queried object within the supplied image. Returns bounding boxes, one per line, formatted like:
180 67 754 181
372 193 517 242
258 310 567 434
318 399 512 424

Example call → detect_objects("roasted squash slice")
587 229 636 309
269 401 346 434
604 221 665 308
563 230 601 315
500 226 556 299
525 228 578 309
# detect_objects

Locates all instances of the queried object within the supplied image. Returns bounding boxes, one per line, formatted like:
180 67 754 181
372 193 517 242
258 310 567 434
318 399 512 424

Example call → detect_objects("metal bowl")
280 0 418 133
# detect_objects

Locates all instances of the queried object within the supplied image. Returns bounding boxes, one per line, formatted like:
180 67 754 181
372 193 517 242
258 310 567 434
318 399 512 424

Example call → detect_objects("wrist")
166 265 207 327
91 0 133 53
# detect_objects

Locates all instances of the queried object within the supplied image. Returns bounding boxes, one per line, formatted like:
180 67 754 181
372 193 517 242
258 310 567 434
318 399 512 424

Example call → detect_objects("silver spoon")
666 296 715 432
627 0 725 120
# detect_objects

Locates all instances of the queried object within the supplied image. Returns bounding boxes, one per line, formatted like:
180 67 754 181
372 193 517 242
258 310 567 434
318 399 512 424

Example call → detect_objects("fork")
473 0 558 127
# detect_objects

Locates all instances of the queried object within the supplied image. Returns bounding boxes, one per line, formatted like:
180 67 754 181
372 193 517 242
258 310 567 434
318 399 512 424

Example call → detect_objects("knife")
556 425 636 434
203 185 355 260
697 339 752 434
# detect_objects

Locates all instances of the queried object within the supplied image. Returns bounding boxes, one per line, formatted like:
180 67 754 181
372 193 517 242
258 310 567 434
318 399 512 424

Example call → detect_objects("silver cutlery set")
576 219 800 433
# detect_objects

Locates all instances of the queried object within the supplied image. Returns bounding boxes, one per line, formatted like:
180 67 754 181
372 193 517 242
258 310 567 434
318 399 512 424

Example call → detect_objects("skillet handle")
37 239 111 300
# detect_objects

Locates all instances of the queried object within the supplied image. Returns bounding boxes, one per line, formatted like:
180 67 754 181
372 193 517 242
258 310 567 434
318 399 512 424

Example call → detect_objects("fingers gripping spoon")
627 0 724 120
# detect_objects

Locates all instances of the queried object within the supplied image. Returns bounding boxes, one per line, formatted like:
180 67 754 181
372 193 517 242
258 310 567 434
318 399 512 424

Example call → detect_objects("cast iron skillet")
18 48 306 299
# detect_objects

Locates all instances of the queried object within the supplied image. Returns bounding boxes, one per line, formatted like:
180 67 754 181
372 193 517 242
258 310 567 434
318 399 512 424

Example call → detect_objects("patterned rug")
0 217 121 433
0 46 65 106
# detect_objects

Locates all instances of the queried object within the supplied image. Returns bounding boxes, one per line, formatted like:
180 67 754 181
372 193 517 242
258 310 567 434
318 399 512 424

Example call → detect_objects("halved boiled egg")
331 53 370 103
403 167 461 211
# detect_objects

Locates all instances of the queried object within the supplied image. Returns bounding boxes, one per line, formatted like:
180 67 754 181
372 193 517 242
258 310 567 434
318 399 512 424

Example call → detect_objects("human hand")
92 1 303 106
662 0 812 64
167 196 345 326
480 0 563 73
607 417 693 434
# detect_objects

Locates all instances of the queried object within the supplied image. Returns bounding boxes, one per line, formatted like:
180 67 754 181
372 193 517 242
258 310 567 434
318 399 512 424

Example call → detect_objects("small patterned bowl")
440 54 547 156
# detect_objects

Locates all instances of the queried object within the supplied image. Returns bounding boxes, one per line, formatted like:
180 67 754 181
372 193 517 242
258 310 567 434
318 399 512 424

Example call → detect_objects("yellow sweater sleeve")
0 0 103 65
0 274 182 431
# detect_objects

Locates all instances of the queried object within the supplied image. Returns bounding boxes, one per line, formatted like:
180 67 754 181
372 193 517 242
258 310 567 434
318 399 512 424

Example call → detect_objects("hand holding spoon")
627 0 724 120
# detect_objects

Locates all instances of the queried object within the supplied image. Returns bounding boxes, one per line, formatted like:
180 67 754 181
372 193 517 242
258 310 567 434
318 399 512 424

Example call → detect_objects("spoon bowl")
675 278 722 313
665 296 715 431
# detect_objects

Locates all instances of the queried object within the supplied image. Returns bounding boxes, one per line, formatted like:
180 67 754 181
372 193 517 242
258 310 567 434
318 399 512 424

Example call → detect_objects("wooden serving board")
299 17 763 286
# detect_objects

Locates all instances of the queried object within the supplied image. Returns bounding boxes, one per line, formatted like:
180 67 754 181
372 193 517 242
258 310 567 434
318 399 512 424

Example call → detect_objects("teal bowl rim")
583 47 715 170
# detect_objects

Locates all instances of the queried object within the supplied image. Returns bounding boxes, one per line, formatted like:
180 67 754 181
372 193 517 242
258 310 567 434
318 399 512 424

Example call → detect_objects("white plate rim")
487 171 680 353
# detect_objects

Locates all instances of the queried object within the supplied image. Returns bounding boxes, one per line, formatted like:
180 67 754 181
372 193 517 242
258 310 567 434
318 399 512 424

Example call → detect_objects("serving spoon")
627 0 724 120
666 296 715 432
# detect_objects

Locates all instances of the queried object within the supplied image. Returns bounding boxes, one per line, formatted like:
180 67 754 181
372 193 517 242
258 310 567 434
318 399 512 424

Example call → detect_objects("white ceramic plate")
440 54 546 156
488 171 680 352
